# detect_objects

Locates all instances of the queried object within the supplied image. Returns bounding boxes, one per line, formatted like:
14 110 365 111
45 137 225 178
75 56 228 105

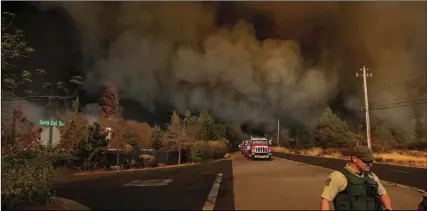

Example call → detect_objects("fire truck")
247 136 272 160
240 140 251 157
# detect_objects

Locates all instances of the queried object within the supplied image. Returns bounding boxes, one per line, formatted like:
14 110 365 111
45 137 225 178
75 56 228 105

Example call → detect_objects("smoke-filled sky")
4 2 426 132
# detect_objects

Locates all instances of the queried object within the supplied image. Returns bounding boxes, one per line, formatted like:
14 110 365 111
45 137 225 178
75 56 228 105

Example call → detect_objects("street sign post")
39 120 65 147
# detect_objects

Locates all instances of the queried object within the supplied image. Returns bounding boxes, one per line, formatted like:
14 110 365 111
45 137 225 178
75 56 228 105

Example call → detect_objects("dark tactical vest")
333 168 384 211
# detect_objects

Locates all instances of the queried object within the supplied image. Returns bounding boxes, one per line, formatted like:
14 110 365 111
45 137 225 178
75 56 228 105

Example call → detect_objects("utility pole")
277 120 280 146
356 65 373 149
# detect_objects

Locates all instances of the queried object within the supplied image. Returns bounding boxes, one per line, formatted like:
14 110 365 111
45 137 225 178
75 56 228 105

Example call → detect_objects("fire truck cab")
248 136 272 160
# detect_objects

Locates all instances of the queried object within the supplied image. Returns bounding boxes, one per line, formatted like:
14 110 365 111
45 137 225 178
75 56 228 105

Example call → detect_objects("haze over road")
54 154 423 210
230 154 423 210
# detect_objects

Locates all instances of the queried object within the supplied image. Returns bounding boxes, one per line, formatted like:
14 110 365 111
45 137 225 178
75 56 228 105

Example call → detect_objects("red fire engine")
247 136 272 160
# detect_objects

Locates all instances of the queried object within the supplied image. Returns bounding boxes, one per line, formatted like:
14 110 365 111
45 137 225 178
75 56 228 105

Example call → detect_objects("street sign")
38 119 65 147
39 120 65 127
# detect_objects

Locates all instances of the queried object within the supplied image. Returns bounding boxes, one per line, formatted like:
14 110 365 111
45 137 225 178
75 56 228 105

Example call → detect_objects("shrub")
372 142 392 153
190 141 213 162
208 140 228 158
2 145 56 209
139 154 155 167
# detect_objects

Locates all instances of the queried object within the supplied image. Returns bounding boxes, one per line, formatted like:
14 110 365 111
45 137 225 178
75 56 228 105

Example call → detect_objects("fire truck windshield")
252 140 268 144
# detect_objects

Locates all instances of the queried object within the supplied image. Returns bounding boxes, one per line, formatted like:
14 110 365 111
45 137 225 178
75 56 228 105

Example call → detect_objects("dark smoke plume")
39 2 426 132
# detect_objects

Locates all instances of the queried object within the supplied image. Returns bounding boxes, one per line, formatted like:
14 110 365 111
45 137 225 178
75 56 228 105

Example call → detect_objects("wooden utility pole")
356 65 373 149
277 120 280 146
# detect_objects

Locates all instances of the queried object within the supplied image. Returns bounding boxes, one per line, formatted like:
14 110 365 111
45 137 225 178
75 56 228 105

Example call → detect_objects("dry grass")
271 147 427 168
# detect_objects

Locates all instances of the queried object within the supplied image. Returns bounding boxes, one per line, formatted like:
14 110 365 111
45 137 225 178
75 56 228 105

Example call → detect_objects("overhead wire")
293 75 426 135
369 100 427 111
370 97 427 109
369 75 426 93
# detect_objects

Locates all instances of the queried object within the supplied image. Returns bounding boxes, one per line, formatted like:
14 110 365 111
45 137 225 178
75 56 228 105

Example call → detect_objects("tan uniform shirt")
321 164 387 202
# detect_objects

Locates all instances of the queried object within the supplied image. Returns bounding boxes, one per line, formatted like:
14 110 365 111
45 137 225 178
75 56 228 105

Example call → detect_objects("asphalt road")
54 161 234 210
232 154 423 210
54 154 423 210
272 152 427 190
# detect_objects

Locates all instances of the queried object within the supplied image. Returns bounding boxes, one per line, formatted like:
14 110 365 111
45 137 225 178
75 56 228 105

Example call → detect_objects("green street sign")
39 120 65 127
39 120 65 148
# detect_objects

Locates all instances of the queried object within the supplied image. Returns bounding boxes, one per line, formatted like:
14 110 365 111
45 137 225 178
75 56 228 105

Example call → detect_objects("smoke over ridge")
39 2 426 132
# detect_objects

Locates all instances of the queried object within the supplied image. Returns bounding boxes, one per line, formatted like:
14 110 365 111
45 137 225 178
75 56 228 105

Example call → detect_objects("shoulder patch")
326 178 331 186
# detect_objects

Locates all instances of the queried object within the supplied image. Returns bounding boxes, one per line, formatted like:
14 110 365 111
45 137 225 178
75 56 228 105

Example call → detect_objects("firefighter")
320 145 392 211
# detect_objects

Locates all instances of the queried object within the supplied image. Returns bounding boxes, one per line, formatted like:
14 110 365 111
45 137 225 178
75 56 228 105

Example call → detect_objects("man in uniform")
320 145 393 210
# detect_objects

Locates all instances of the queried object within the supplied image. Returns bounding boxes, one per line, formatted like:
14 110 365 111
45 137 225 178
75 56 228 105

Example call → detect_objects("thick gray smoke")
39 2 426 132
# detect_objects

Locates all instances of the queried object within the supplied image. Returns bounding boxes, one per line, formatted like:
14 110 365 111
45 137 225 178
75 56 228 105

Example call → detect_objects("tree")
74 122 108 171
372 121 397 148
99 81 126 150
99 81 123 120
414 115 426 143
1 12 83 209
150 124 163 150
212 124 227 140
59 113 89 153
2 12 82 102
164 111 187 164
1 12 82 146
224 124 247 150
313 107 352 148
183 110 196 127
197 110 214 140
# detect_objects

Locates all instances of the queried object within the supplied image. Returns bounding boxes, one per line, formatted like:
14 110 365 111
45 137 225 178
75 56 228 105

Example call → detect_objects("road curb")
73 158 231 176
273 155 425 194
202 173 223 211
73 163 200 176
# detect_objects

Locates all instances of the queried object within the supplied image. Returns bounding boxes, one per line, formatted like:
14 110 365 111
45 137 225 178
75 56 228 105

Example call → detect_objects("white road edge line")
273 156 425 194
202 173 223 211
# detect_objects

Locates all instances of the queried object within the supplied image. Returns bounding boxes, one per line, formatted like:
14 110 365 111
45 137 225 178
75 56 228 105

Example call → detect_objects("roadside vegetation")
272 107 427 168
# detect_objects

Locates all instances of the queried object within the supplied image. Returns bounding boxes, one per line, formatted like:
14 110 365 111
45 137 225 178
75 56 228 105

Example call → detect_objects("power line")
370 101 427 111
371 97 427 109
370 75 426 92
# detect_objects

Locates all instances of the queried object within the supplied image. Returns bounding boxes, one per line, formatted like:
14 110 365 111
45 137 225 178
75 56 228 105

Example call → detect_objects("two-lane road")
54 154 423 210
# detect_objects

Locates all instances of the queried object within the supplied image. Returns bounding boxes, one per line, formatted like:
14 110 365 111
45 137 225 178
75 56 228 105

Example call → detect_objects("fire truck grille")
256 147 267 153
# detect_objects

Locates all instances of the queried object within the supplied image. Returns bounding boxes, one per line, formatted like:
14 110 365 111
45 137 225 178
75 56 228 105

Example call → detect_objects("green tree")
372 121 397 147
1 12 82 144
313 107 351 148
183 110 197 127
150 124 164 150
2 15 82 102
225 124 248 150
122 132 140 165
414 115 426 143
1 12 83 209
197 110 214 140
212 124 227 140
75 122 108 171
